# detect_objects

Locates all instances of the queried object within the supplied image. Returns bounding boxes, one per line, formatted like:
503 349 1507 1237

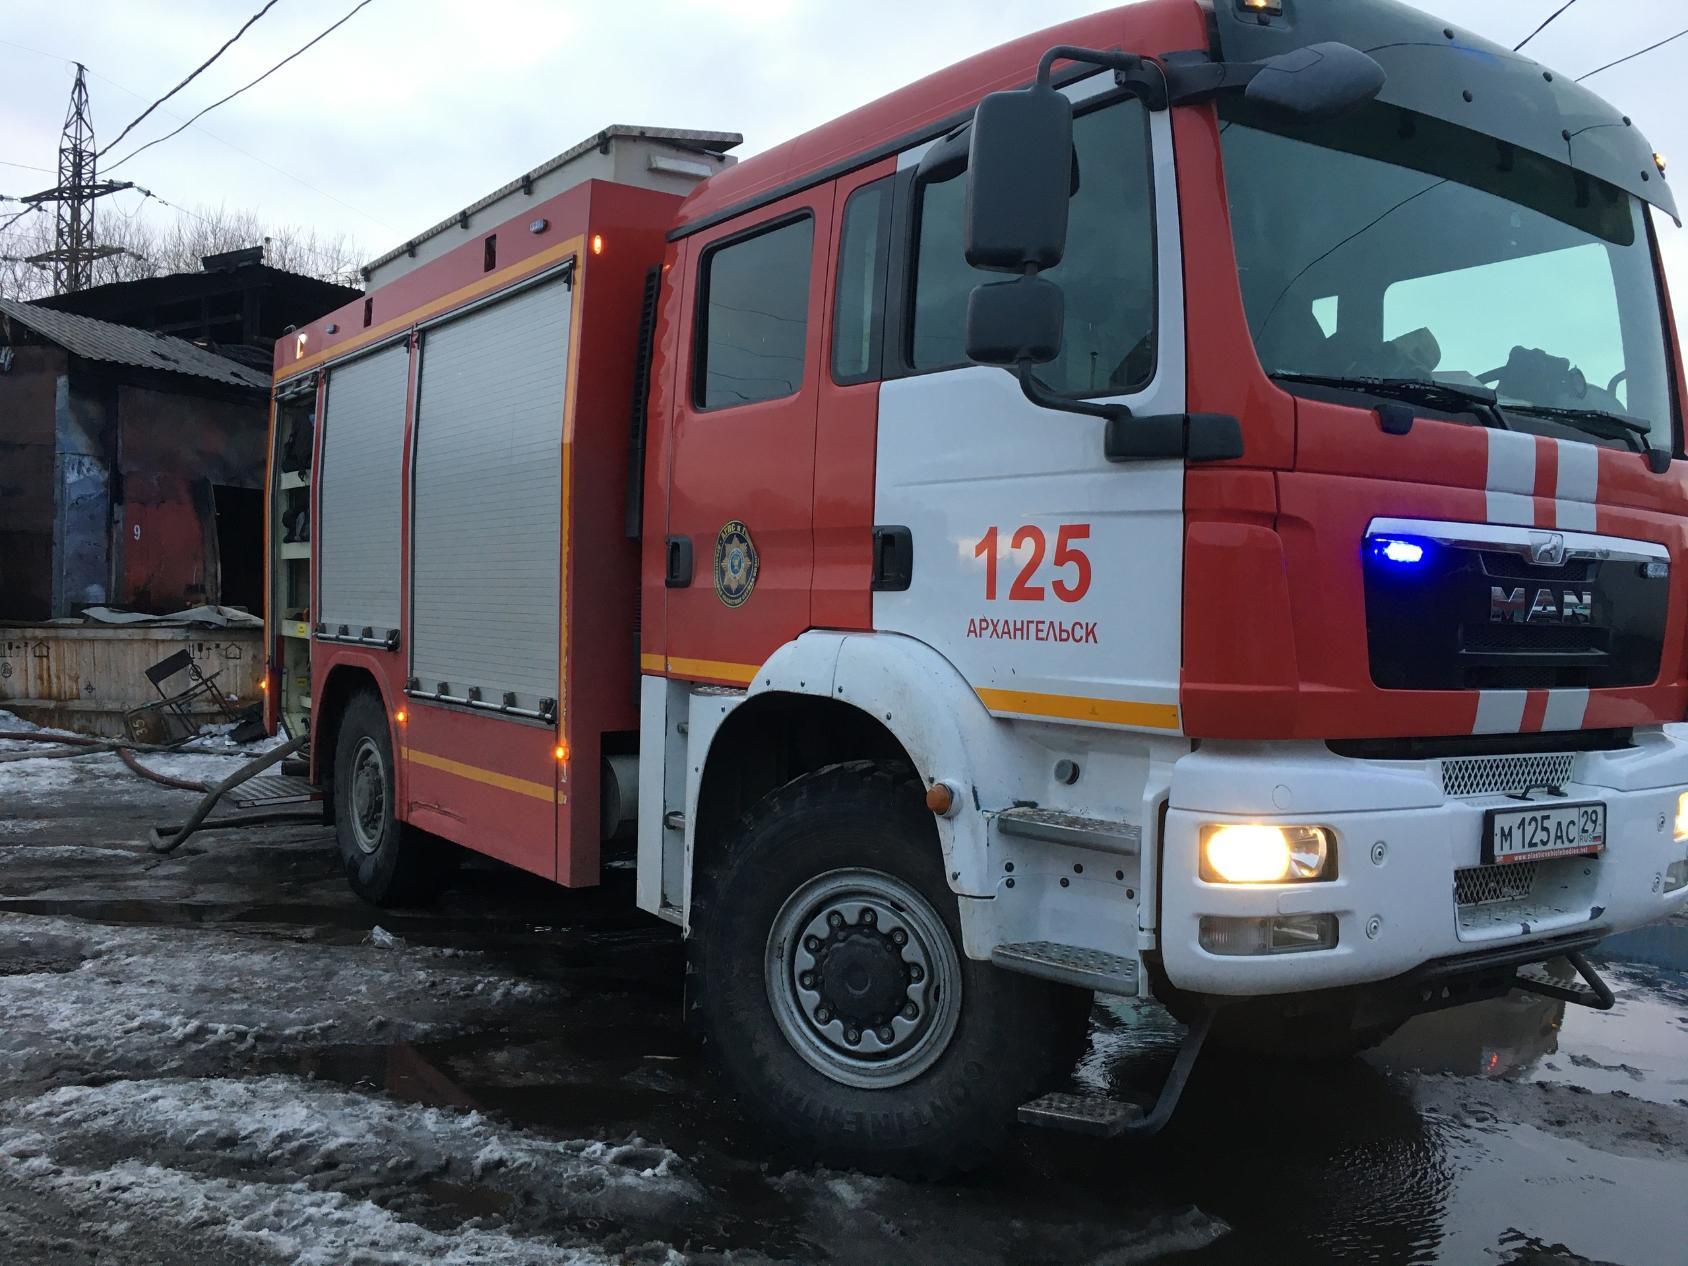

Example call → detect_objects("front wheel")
689 761 1089 1178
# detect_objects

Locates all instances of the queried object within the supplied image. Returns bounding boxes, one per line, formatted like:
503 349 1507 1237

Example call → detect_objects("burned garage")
0 298 271 618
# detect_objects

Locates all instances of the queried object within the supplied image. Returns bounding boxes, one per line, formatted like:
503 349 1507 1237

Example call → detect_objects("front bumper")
1159 731 1688 997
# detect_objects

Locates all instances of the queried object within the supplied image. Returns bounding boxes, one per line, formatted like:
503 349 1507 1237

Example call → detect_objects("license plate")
1482 800 1606 865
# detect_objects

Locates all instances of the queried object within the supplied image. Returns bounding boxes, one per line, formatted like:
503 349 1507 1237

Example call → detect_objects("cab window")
908 96 1157 395
695 215 814 409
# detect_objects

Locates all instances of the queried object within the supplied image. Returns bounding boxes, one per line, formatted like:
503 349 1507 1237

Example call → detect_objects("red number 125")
973 524 1091 603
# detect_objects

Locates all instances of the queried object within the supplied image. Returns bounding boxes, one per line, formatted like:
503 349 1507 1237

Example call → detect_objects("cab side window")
909 96 1157 395
695 215 815 409
832 179 893 384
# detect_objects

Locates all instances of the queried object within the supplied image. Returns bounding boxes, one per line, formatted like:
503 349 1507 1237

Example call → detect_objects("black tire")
332 690 455 906
689 760 1090 1178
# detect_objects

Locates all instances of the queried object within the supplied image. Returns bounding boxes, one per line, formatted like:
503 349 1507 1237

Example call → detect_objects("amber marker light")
555 743 570 762
394 708 407 724
591 233 604 255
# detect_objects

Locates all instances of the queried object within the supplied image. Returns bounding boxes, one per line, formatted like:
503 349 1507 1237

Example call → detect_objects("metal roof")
0 297 270 391
363 125 742 274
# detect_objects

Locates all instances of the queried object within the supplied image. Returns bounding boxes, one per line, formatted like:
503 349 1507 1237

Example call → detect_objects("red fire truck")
266 0 1688 1173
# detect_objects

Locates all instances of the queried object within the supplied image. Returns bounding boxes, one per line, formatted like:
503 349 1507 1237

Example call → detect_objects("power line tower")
21 64 131 293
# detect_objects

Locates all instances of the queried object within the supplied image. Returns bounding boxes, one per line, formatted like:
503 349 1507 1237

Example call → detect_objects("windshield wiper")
1270 373 1508 431
1498 402 1652 455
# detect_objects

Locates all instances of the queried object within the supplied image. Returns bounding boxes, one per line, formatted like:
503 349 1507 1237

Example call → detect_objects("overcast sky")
3 0 1685 291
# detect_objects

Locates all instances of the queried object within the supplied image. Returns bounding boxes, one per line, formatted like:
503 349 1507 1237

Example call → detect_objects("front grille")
1441 752 1576 798
1462 624 1606 653
1364 530 1666 691
1455 861 1538 906
1481 552 1592 583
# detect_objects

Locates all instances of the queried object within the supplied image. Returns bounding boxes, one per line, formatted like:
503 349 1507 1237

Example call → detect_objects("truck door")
661 191 835 683
874 80 1188 734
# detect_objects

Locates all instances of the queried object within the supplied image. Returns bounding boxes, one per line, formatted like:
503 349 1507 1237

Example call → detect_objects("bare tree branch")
0 199 364 301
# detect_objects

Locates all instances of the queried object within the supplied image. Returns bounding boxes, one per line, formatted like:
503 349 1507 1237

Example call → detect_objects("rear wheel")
332 690 454 906
690 760 1090 1178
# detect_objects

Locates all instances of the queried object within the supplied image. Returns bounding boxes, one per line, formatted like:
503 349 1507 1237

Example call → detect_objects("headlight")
1201 824 1333 884
1675 792 1688 842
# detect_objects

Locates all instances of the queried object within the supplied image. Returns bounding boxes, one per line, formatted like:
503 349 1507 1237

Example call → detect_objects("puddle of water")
1431 1118 1688 1265
1600 919 1688 973
1371 927 1688 1108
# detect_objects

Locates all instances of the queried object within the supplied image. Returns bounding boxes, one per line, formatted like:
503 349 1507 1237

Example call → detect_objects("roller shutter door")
410 274 571 717
317 344 408 639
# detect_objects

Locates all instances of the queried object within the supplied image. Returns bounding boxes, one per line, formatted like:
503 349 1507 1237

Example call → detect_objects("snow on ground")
0 1076 701 1265
0 1147 640 1266
0 913 551 1091
0 710 287 798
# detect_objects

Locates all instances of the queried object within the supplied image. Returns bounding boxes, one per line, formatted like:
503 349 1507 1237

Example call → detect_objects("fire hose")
2 728 319 848
0 730 210 792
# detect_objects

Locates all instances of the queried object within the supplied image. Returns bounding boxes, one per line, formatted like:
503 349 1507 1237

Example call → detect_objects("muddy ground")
0 723 1685 1265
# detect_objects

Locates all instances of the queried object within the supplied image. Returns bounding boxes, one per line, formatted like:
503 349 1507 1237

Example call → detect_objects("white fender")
704 630 1018 899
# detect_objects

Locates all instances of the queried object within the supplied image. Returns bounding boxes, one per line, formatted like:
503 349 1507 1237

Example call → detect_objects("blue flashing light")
1372 537 1427 566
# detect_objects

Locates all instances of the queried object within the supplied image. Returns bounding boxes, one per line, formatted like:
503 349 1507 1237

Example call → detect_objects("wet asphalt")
0 750 1685 1265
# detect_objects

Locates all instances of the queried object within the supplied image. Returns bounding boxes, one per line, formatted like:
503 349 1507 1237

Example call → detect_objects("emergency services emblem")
714 520 759 608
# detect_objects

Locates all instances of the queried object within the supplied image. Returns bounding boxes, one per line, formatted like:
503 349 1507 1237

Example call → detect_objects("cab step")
1018 1092 1145 1137
1018 1008 1216 1141
995 806 1141 855
991 940 1139 995
231 775 321 809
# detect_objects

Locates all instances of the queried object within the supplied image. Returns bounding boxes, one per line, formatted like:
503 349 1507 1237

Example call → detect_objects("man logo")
1528 532 1568 567
1491 586 1593 624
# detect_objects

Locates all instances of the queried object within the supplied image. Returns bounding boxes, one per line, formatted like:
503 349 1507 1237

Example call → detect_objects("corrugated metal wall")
410 276 572 713
317 344 409 638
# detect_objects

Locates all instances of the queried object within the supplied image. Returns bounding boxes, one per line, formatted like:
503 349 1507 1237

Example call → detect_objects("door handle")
871 526 913 591
665 535 694 587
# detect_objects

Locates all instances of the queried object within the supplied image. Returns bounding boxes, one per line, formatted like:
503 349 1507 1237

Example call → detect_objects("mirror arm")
1011 364 1246 465
1014 361 1129 423
1036 44 1150 91
1156 52 1265 108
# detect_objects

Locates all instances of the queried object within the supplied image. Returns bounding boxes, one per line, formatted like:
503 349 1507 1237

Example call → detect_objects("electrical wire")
0 35 395 233
1577 25 1688 81
0 159 54 173
98 0 282 158
1515 1 1579 53
0 202 44 236
106 0 378 173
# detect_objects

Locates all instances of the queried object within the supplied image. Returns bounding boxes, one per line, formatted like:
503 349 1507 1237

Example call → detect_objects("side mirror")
963 83 1074 273
965 276 1064 367
1243 42 1386 122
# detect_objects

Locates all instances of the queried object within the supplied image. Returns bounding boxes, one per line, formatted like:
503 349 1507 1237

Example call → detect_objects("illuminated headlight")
1200 824 1333 884
1199 914 1339 956
1666 859 1688 893
1674 792 1688 842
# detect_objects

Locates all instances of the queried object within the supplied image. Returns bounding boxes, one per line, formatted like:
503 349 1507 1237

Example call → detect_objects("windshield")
1219 99 1676 450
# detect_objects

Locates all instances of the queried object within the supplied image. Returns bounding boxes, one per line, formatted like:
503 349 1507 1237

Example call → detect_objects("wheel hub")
813 924 910 1028
348 737 386 855
765 868 962 1089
